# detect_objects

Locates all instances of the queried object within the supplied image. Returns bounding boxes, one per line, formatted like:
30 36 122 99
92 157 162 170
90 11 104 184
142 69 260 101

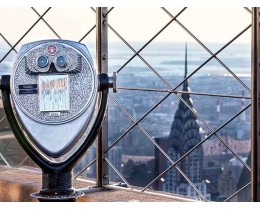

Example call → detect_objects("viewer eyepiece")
37 56 49 68
56 56 66 68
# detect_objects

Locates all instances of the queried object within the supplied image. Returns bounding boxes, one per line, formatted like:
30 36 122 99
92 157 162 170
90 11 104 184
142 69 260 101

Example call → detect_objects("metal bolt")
102 54 106 60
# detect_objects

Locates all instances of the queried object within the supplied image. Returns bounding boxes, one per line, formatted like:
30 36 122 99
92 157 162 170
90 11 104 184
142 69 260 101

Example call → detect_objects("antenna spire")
184 42 188 79
183 43 188 91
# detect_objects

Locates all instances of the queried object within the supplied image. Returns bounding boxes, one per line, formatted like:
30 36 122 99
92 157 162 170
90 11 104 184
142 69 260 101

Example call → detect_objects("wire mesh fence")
0 7 255 202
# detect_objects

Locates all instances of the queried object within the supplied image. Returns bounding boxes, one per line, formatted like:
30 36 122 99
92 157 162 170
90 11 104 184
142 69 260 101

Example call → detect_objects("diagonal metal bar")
105 92 172 153
117 87 251 99
175 92 251 171
110 93 210 199
105 22 173 90
16 156 29 168
92 142 97 148
109 94 180 167
111 87 250 195
162 7 251 93
110 92 249 182
132 7 186 54
78 25 96 42
0 115 7 124
0 152 11 167
91 7 96 13
74 141 97 178
109 5 248 95
175 165 208 201
31 7 61 39
142 104 251 191
105 157 134 190
224 182 251 202
0 7 52 63
171 24 251 93
110 92 251 196
0 33 17 53
104 7 114 17
109 8 250 97
74 158 96 179
104 6 250 201
244 7 252 14
0 115 12 167
107 7 187 74
108 93 251 186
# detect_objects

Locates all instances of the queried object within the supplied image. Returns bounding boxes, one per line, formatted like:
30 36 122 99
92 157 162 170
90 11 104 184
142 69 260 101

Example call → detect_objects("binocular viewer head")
0 39 116 201
7 40 113 161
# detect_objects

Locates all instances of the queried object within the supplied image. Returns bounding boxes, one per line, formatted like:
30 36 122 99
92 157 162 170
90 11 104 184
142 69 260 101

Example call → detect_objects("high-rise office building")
154 44 206 199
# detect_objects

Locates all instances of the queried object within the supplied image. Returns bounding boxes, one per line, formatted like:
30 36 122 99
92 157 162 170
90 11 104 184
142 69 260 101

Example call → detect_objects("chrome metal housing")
10 40 98 160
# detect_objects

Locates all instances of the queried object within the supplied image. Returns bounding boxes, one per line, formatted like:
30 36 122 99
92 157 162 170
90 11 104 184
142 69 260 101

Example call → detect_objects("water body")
0 42 251 77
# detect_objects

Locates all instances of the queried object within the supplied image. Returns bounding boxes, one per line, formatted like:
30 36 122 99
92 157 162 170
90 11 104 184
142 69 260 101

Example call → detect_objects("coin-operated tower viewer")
0 40 116 201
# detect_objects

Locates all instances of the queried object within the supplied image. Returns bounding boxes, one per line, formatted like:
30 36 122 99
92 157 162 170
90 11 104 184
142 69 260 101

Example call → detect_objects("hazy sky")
0 7 252 49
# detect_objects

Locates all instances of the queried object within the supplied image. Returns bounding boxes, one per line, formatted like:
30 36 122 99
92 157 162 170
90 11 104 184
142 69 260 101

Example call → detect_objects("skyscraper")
154 44 206 199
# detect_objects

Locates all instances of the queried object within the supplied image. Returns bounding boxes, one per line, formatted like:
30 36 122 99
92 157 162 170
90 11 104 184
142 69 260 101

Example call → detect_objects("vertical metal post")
96 7 109 187
251 7 260 202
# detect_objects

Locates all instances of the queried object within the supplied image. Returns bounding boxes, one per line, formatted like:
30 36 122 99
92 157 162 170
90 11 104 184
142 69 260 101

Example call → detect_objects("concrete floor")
0 166 195 202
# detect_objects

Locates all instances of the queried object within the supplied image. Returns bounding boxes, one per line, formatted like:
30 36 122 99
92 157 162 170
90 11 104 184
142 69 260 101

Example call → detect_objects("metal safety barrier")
0 7 258 202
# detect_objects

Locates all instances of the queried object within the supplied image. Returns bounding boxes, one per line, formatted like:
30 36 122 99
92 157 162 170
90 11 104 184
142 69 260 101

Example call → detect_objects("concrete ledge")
0 166 194 202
